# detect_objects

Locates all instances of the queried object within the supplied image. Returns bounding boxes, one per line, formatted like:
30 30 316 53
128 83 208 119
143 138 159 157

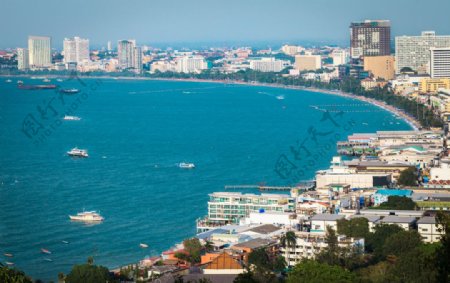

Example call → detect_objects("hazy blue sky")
1 0 450 49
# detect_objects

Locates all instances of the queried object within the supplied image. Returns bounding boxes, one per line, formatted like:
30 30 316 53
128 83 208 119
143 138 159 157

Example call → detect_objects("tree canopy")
287 260 356 283
65 257 115 283
374 196 418 210
397 167 418 186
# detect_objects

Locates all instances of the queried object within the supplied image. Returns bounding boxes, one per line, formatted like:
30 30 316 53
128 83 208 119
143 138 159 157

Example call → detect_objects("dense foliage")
397 167 418 186
373 196 418 210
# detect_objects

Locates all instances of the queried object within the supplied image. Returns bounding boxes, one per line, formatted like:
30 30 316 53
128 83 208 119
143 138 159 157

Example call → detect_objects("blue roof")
375 189 412 196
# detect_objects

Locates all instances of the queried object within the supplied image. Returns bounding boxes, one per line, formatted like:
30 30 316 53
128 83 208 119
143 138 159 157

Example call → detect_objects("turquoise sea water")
0 78 410 281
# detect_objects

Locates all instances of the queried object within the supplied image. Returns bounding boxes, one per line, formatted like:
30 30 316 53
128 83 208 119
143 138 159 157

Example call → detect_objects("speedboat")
276 95 285 100
60 88 80 94
179 162 195 169
63 115 81 121
41 248 51 254
61 240 69 244
5 79 12 83
69 211 104 222
67 147 88 158
140 243 149 248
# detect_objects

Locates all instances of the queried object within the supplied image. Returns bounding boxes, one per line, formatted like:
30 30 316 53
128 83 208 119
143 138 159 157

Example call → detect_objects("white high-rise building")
17 48 29 70
395 31 450 74
430 48 450 78
107 41 112 51
281 45 304 56
63 37 89 64
331 49 349 66
176 56 208 73
249 57 287 72
117 39 136 69
28 36 51 69
133 46 142 74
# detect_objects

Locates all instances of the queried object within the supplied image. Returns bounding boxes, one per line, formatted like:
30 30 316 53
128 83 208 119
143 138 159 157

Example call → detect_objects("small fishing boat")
44 258 53 262
61 240 69 244
178 162 195 169
4 253 13 257
140 243 149 248
5 262 14 266
41 248 51 254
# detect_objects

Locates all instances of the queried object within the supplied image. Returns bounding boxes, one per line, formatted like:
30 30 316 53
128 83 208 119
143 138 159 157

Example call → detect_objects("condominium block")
28 35 51 69
363 55 395 80
63 37 90 64
17 48 29 70
249 57 286 72
395 31 450 74
294 55 322 71
430 48 450 78
350 20 391 58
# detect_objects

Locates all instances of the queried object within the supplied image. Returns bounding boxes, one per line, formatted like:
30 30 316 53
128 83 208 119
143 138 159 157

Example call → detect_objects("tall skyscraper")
107 41 112 51
17 48 29 70
117 39 136 69
28 35 51 69
350 20 391 59
395 31 450 74
133 46 143 74
430 48 450 78
63 37 90 64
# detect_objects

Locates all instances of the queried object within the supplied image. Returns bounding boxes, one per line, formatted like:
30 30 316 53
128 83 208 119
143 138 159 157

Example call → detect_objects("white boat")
5 79 12 83
5 261 14 266
44 258 53 262
179 162 195 169
43 78 51 83
67 147 88 158
57 79 63 82
63 115 81 121
276 95 285 100
17 80 23 84
140 243 149 248
4 253 13 257
41 248 51 254
61 240 69 244
69 211 104 222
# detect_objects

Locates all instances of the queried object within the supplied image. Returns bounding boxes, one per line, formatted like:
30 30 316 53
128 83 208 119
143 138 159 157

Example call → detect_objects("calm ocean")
0 78 410 281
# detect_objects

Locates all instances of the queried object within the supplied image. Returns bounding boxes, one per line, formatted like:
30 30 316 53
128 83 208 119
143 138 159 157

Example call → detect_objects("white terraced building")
197 192 295 233
280 232 364 267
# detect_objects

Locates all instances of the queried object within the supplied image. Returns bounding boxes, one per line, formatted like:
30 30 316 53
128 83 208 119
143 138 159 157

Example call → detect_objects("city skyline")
2 0 450 49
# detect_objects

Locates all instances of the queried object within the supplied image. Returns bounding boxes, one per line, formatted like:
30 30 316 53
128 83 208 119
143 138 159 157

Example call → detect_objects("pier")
224 181 315 192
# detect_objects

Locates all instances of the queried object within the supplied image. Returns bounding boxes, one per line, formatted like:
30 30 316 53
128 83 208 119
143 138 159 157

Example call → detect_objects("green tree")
435 212 450 283
287 260 356 283
397 167 418 186
337 217 370 238
65 257 115 283
175 238 203 264
246 248 285 283
0 264 33 283
316 226 340 266
382 230 423 258
280 231 297 267
375 196 418 210
366 224 403 260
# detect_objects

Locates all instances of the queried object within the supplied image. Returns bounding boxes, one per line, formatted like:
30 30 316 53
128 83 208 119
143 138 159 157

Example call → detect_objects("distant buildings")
281 45 304 56
430 47 450 78
331 49 349 66
107 41 112 51
350 20 391 59
28 35 51 69
117 39 142 73
395 31 450 74
419 78 450 93
363 55 395 80
248 57 287 72
63 37 90 64
175 55 208 73
294 55 322 72
17 48 29 70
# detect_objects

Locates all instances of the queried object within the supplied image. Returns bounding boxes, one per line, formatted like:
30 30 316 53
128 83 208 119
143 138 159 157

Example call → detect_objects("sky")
1 0 450 49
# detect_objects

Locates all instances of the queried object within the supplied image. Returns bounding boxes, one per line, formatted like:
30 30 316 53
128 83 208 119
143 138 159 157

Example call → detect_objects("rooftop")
245 224 281 235
417 216 437 224
233 238 275 250
380 216 416 224
375 189 413 197
311 214 345 221
349 214 381 222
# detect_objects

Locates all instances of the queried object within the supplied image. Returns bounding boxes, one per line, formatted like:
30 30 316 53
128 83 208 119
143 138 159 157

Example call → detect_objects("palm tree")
280 231 297 268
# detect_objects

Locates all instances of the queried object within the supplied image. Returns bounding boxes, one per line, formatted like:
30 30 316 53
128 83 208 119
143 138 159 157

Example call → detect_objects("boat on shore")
67 147 88 158
179 162 195 169
41 248 51 254
63 115 81 121
60 88 80 94
69 211 104 222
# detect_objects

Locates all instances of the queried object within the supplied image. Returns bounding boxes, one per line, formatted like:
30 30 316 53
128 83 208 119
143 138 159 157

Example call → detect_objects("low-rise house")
378 216 417 230
417 216 444 243
202 251 245 275
310 214 345 233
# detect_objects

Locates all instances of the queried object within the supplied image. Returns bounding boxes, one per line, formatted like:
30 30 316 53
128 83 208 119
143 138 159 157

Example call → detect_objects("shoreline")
2 74 420 130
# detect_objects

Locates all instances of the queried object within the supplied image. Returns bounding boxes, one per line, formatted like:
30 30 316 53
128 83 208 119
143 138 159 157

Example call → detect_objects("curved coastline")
3 74 420 130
